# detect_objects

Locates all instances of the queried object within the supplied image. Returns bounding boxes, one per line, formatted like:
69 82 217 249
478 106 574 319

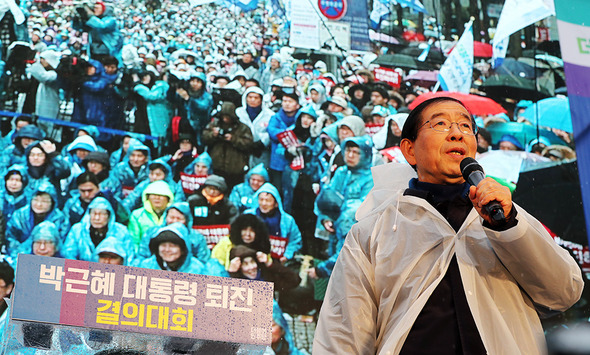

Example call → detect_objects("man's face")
246 92 262 108
87 160 105 175
281 96 300 115
31 193 52 214
20 137 34 149
29 147 46 167
93 3 104 16
270 58 279 69
148 194 169 212
78 181 100 203
129 150 147 168
90 208 109 229
15 120 29 130
76 149 90 160
203 185 221 197
258 192 277 214
371 92 386 106
166 208 186 225
189 78 203 91
149 168 166 182
249 174 265 192
104 64 117 75
159 242 182 263
300 114 314 129
33 239 56 257
344 146 361 168
6 174 23 194
242 53 253 63
338 125 354 141
400 100 477 185
327 103 343 113
86 65 97 76
98 252 124 265
194 163 209 175
310 90 320 103
499 141 519 151
0 279 13 299
179 139 192 152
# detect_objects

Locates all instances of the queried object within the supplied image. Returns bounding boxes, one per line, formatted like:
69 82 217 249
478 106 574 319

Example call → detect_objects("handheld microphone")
460 157 505 223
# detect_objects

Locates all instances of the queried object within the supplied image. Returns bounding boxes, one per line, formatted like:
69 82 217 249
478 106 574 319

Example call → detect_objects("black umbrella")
513 161 587 246
480 74 553 101
494 58 541 79
399 46 445 65
372 54 434 70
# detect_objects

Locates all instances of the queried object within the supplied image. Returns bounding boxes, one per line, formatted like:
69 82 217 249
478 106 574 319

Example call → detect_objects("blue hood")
252 182 284 215
74 125 100 140
13 125 44 146
164 201 193 228
148 222 192 256
32 180 59 211
95 236 128 264
87 59 105 78
31 221 62 253
244 163 269 184
5 164 28 188
149 157 174 184
341 136 373 170
192 152 213 174
81 196 116 232
321 123 339 145
125 138 152 162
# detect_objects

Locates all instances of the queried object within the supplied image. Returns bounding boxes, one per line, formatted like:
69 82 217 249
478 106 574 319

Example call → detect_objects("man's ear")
400 138 417 166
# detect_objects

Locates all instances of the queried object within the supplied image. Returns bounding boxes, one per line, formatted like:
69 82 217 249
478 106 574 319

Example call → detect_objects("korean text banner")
11 254 274 346
555 0 590 246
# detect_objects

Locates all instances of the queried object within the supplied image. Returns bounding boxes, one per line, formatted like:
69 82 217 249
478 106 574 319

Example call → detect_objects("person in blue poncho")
0 164 28 222
267 91 301 190
62 196 133 263
244 182 301 262
138 222 227 277
94 236 128 265
17 221 62 259
228 163 268 213
5 181 69 258
104 139 151 199
309 135 374 279
74 0 123 61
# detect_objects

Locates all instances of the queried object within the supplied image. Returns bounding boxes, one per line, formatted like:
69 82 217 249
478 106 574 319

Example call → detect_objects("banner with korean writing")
373 67 401 89
555 0 590 247
193 224 231 249
11 254 274 346
179 173 208 194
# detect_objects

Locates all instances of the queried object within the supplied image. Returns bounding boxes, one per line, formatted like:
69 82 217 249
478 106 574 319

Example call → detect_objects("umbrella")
408 92 507 116
494 58 540 79
446 41 493 58
372 54 432 70
485 122 567 148
399 46 445 64
404 70 439 87
513 161 586 247
520 97 573 133
474 42 493 58
480 74 553 101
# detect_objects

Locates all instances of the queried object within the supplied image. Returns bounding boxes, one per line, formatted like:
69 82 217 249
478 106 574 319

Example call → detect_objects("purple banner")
11 255 274 346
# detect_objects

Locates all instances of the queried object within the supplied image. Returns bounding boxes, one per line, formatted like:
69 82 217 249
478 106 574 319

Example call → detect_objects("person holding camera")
73 0 123 62
202 102 253 190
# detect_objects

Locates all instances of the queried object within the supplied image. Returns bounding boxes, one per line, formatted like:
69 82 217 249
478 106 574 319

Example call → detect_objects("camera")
218 127 233 137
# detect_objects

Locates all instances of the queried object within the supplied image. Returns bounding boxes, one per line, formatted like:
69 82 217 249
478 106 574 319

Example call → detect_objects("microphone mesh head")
460 157 483 180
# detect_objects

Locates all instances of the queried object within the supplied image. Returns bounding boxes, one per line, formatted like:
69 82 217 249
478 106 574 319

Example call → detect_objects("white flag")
491 0 555 67
438 20 473 93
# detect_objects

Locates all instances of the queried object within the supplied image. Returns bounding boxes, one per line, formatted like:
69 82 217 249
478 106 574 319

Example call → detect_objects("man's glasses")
419 118 478 136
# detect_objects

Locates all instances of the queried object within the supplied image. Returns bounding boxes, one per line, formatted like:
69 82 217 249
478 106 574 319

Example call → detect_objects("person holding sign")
244 183 301 263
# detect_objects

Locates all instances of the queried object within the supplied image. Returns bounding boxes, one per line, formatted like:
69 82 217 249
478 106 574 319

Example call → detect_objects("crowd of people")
0 0 578 353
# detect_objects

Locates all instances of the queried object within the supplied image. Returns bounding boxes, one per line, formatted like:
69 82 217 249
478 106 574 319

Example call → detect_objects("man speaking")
313 97 583 354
